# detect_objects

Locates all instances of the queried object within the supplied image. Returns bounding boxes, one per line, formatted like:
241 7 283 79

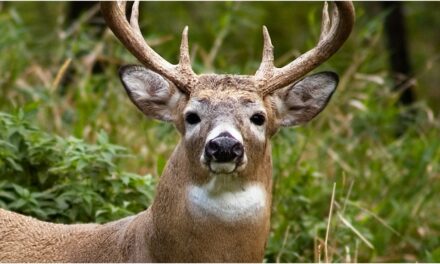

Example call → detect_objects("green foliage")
266 96 440 262
0 109 155 223
0 2 439 262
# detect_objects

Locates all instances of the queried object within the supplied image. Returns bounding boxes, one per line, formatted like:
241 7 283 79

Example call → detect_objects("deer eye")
185 112 201 125
250 113 265 126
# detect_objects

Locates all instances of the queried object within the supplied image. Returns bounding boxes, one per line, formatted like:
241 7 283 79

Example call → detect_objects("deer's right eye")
185 112 201 125
250 113 266 126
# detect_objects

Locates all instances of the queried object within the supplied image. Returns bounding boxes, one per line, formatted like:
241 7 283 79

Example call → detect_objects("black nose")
205 134 244 163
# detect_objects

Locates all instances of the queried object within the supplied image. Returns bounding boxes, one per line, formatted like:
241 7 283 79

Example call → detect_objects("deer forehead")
189 74 268 109
195 74 259 92
187 88 265 109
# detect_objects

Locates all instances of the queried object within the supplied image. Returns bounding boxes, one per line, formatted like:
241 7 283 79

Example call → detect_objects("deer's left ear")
271 72 338 126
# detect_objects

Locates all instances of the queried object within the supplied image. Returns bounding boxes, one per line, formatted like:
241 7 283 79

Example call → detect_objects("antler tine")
179 26 192 72
130 0 142 38
116 0 126 13
319 2 331 42
256 1 355 96
101 1 197 94
255 26 275 80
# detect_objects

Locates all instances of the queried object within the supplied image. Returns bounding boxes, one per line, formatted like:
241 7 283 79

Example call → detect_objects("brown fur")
0 138 273 262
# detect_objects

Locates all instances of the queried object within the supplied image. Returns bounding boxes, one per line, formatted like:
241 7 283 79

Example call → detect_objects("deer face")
180 76 273 177
120 66 338 178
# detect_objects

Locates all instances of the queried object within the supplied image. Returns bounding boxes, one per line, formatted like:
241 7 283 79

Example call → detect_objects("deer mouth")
208 161 237 174
201 154 248 174
207 159 247 174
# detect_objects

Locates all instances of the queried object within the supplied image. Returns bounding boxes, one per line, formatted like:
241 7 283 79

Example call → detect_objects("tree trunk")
382 2 415 105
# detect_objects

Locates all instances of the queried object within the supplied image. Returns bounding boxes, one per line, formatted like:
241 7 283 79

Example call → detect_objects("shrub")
0 108 156 223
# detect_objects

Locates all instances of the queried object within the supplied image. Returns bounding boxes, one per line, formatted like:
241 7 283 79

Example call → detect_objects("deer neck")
146 140 273 262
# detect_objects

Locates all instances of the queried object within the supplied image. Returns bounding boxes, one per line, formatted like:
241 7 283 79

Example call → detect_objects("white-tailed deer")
0 1 354 262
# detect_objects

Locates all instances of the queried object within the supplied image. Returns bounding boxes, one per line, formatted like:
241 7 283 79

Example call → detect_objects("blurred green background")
0 2 439 262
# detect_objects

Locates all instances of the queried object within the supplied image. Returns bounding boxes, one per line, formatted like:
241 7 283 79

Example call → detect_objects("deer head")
101 1 354 182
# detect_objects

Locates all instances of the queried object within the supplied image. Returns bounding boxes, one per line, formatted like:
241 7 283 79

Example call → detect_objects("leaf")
12 184 30 198
30 208 48 219
0 190 16 201
338 213 374 250
97 130 109 145
37 171 49 184
5 157 23 171
8 198 27 210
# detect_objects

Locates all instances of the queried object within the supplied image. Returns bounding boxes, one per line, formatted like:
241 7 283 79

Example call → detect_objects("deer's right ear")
119 65 185 122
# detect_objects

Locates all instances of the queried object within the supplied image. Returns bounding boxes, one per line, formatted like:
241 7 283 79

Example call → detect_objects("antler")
255 1 355 96
101 0 198 93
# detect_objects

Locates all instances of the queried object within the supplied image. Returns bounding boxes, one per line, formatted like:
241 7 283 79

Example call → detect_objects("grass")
1 2 439 262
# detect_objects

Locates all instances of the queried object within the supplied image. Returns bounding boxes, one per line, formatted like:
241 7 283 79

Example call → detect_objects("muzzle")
203 132 245 174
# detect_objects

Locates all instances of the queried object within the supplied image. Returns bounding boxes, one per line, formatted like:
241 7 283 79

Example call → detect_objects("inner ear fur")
273 71 339 127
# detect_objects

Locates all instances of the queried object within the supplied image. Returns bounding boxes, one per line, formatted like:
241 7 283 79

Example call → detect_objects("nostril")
232 143 244 158
205 140 220 159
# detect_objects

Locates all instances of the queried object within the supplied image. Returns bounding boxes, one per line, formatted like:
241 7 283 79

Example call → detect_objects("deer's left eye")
250 113 266 126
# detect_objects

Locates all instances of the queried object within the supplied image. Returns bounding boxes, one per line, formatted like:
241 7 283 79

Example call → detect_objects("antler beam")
101 0 198 93
255 1 355 96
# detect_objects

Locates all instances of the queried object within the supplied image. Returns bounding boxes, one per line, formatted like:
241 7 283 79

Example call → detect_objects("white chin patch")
209 162 236 174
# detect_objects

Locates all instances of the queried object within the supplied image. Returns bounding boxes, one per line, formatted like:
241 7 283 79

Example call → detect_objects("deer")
0 1 354 262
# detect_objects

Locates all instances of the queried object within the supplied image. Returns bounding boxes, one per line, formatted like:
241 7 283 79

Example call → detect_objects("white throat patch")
187 176 266 223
